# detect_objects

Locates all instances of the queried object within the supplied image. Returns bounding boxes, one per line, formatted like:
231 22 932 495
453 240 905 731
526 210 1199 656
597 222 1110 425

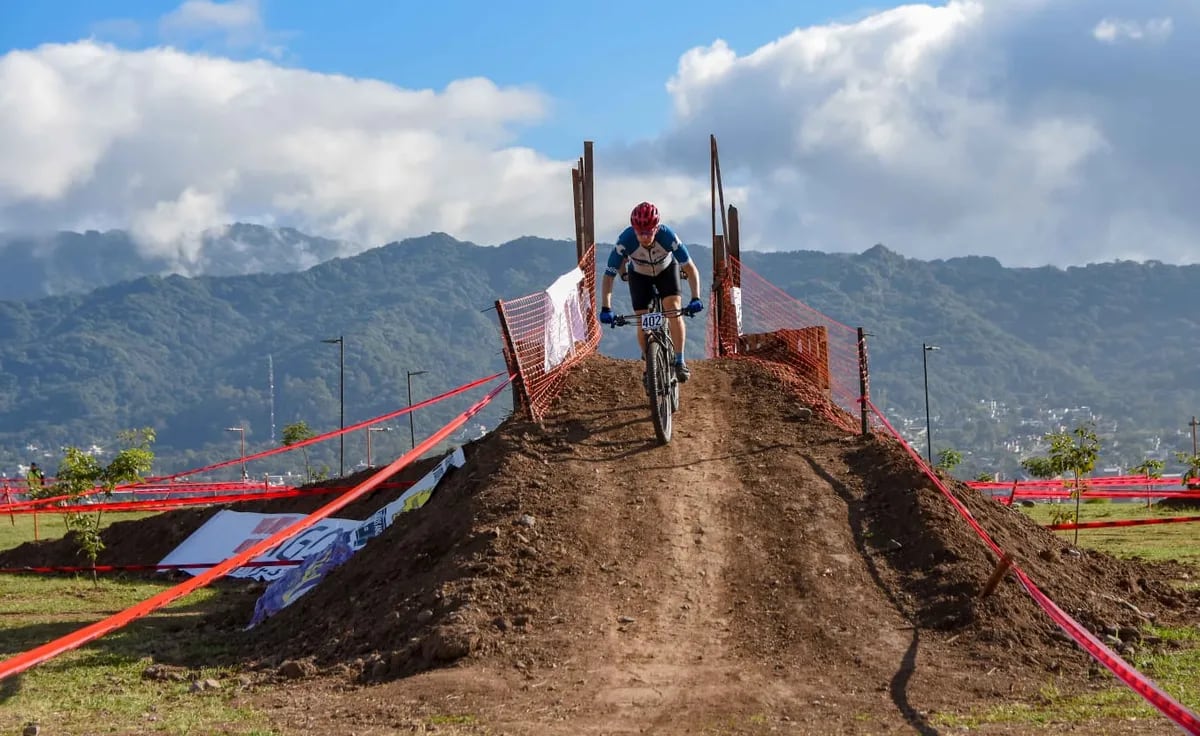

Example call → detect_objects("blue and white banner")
244 446 467 626
247 528 357 628
156 510 359 581
156 446 467 584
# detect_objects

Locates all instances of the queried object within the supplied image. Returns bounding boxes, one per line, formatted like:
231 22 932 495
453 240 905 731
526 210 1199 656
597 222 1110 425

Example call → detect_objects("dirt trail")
5 355 1193 734
238 357 1192 734
576 363 759 731
561 361 924 733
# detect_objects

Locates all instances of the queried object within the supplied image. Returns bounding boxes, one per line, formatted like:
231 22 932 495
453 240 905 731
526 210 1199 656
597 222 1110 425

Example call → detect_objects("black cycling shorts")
627 261 681 311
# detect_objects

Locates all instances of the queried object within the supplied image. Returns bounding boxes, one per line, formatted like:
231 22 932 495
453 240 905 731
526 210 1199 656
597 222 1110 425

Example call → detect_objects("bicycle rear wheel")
647 339 673 444
664 341 680 412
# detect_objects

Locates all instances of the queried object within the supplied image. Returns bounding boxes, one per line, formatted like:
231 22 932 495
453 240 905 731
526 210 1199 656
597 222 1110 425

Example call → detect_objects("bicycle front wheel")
647 338 673 444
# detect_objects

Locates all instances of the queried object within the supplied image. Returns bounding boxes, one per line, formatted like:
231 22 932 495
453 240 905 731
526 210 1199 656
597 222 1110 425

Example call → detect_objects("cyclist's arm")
602 246 627 309
681 260 701 301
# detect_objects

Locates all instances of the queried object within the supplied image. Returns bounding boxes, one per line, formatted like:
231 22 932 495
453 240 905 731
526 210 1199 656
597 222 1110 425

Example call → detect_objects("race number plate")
640 312 664 331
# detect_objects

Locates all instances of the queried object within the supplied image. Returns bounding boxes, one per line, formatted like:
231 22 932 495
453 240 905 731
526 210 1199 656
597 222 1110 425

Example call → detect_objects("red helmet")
630 201 660 232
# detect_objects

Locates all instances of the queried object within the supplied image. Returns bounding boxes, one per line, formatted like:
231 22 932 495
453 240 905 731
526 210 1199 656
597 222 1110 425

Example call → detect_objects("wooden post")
727 205 741 289
572 166 584 265
583 141 596 314
713 235 727 356
710 137 718 254
711 135 728 244
494 299 532 418
857 327 870 436
980 552 1014 598
583 141 595 252
572 163 589 312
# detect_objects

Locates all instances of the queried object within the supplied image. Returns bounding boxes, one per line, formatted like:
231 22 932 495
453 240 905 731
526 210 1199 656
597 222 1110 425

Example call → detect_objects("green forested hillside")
0 233 584 477
744 245 1200 476
2 231 1199 480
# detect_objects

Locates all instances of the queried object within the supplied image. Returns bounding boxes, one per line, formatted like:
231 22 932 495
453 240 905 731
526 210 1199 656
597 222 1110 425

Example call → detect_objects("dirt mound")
8 354 1198 733
0 455 449 572
231 355 1198 733
844 435 1198 664
1155 495 1200 512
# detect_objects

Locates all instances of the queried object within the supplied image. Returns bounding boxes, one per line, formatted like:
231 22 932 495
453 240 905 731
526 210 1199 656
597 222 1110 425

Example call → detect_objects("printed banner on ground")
244 446 467 626
247 528 356 628
156 510 359 581
356 445 465 545
157 447 466 582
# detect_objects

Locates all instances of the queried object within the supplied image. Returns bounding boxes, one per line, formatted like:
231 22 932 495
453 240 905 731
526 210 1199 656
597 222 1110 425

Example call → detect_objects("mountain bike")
606 295 697 444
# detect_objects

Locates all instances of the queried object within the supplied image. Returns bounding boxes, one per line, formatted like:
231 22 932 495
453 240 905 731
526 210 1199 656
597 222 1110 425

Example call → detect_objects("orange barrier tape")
866 399 1200 734
0 561 301 574
1046 515 1200 532
0 481 415 516
11 372 505 512
0 375 511 683
971 476 1191 489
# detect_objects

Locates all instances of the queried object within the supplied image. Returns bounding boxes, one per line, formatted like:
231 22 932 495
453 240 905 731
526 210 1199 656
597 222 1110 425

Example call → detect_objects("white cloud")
4 1 1200 272
160 0 260 38
130 187 228 266
0 42 584 269
1093 17 1174 44
158 0 286 57
632 0 1200 266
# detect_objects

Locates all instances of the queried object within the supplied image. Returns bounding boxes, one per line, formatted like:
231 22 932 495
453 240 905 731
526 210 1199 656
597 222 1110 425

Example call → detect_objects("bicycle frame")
605 295 693 444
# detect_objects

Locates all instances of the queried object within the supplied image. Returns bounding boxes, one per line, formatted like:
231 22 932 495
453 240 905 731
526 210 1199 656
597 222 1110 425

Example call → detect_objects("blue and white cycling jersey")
604 224 692 278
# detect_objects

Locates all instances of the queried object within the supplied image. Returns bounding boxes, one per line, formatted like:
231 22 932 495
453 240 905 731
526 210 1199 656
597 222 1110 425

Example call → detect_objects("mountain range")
1 225 1199 480
0 224 352 300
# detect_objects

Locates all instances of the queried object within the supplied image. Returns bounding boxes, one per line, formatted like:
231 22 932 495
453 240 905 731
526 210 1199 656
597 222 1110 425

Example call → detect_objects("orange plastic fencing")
706 256 879 433
498 245 601 421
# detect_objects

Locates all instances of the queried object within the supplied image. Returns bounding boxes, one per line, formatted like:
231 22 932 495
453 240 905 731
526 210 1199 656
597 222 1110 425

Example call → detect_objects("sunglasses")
634 227 657 240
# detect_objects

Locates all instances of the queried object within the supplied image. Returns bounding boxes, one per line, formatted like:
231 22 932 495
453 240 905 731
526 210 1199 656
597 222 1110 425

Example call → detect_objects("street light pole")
366 426 392 467
923 343 940 466
322 335 345 477
225 426 246 481
407 370 428 450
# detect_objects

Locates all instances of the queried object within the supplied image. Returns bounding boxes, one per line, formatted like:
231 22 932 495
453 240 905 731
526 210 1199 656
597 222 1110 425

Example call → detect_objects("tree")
1175 451 1200 490
1020 423 1100 545
1130 458 1165 510
54 428 156 579
282 420 318 481
935 448 963 475
974 472 995 482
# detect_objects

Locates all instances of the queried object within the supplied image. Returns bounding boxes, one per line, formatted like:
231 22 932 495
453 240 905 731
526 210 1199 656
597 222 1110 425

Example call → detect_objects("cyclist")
599 201 703 382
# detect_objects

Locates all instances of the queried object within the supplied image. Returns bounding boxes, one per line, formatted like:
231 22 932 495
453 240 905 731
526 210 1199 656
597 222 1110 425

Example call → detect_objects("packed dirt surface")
5 355 1199 734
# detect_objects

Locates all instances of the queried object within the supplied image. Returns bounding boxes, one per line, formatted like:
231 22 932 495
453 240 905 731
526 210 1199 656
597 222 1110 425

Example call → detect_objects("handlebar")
605 307 697 328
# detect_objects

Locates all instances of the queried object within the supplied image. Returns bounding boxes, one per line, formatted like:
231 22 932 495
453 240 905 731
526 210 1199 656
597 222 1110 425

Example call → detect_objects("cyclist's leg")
627 269 654 360
655 264 686 368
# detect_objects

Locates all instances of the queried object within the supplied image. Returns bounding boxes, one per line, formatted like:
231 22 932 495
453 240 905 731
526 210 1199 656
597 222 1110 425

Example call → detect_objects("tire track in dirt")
580 362 745 732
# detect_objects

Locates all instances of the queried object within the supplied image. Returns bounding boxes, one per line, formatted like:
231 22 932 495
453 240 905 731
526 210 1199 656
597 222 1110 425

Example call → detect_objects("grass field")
0 512 273 735
1021 498 1200 566
3 502 1200 733
0 510 158 552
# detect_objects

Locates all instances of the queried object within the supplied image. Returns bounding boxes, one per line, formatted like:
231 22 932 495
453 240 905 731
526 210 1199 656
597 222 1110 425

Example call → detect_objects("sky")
1 0 1197 270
